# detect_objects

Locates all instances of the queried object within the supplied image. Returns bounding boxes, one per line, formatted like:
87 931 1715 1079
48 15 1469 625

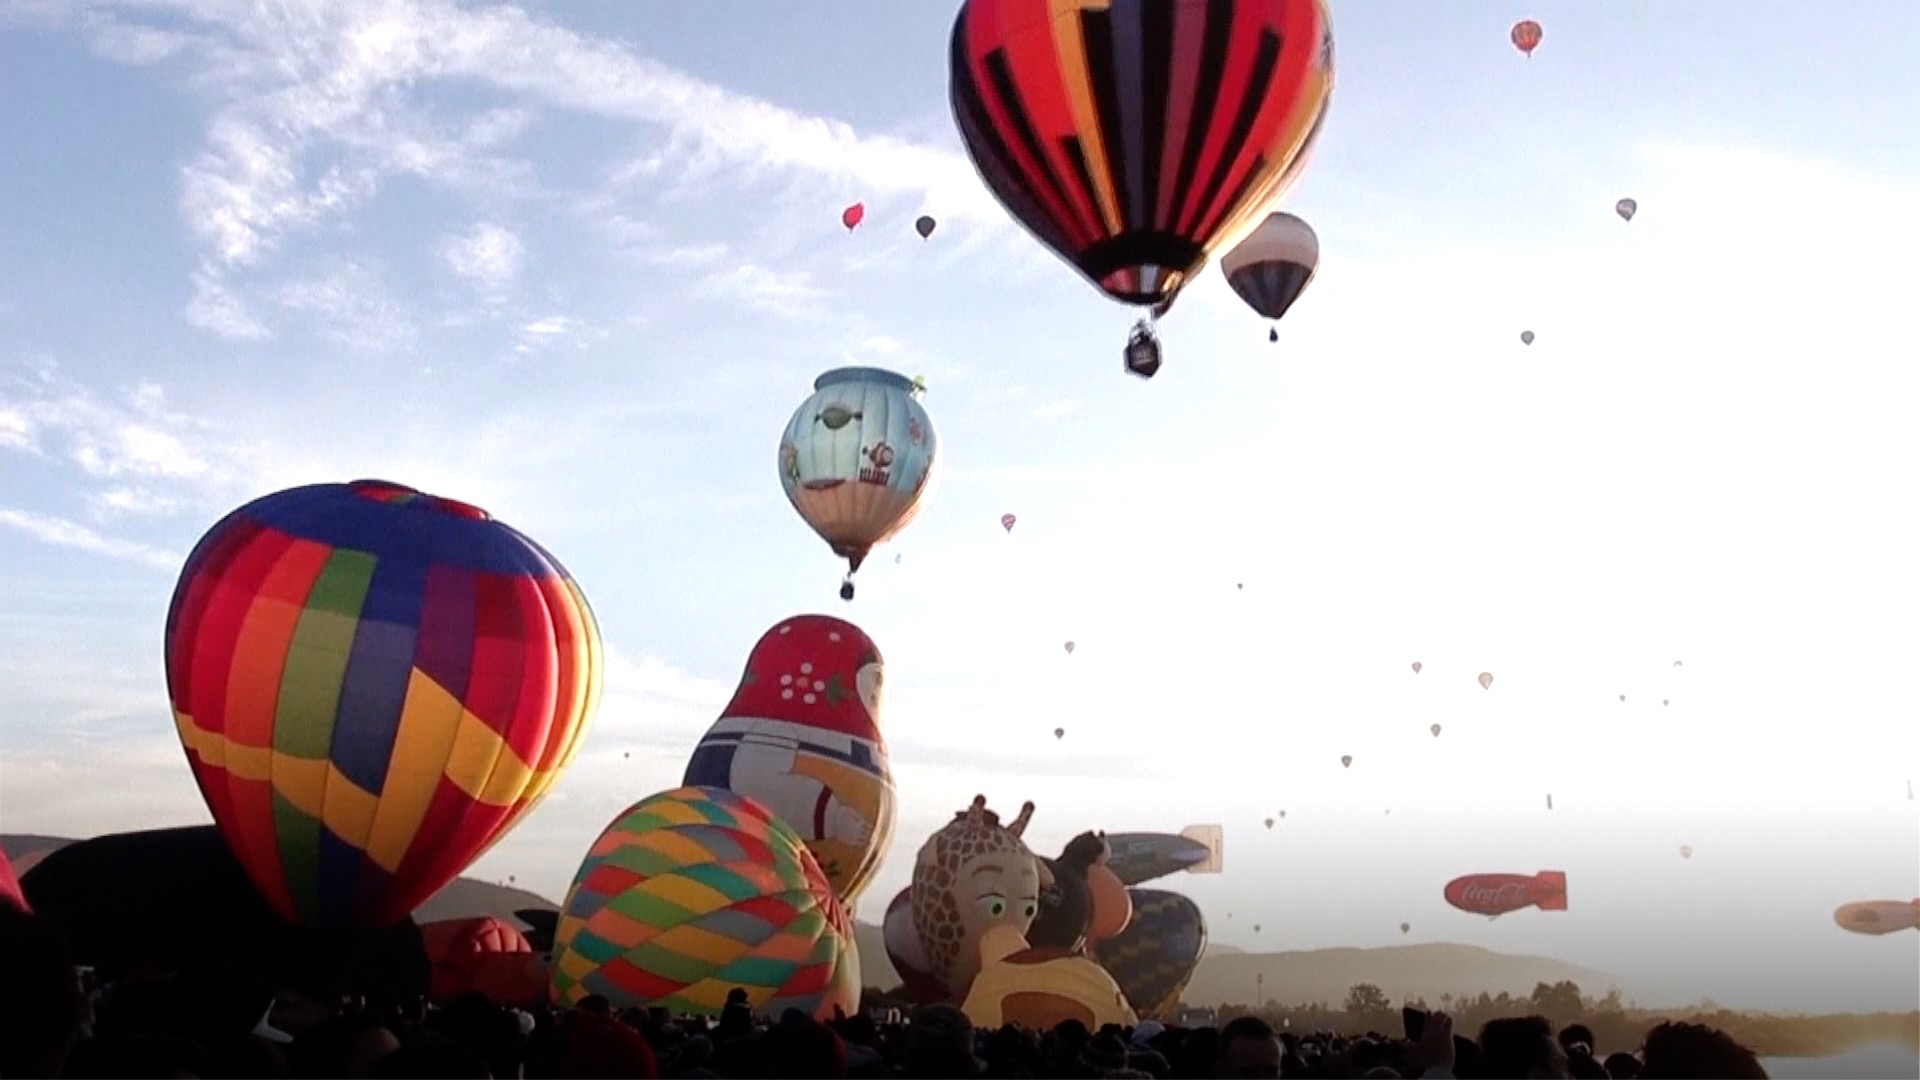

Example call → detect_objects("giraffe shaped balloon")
909 795 1050 1001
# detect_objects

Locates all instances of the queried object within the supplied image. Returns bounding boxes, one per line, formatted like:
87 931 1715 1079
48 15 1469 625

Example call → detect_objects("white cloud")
41 0 1001 310
1 367 217 484
0 508 179 569
273 259 415 352
444 221 524 294
1032 399 1079 420
88 486 189 519
698 262 829 320
184 270 271 341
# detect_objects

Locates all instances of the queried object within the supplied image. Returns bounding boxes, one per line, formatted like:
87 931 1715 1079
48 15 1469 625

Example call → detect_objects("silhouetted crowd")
1 901 1773 1078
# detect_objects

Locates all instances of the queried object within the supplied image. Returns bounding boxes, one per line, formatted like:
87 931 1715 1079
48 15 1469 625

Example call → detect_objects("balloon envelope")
1479 672 1494 690
1511 19 1543 55
550 787 859 1018
1520 331 1535 345
683 615 894 904
949 0 1336 309
1616 198 1638 221
1103 833 1212 887
1001 513 1017 533
166 480 602 927
779 368 940 581
842 202 865 230
916 214 937 238
1220 212 1320 323
1095 888 1207 1018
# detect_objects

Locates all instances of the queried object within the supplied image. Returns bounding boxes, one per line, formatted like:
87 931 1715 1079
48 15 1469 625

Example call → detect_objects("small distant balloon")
1619 694 1626 702
1053 727 1065 740
1264 818 1275 830
1430 723 1442 738
1400 922 1411 934
1616 198 1638 222
842 202 866 231
1478 672 1494 690
915 214 937 239
1001 513 1017 533
1063 641 1075 655
1277 810 1286 820
1546 793 1554 810
1520 330 1536 346
1511 19 1543 56
1674 660 1683 667
1663 699 1670 706
1253 924 1261 933
1340 755 1353 769
1411 661 1422 674
1679 845 1693 859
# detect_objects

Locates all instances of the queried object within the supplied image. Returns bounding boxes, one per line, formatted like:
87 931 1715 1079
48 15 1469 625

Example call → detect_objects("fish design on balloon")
1444 871 1568 918
683 615 894 905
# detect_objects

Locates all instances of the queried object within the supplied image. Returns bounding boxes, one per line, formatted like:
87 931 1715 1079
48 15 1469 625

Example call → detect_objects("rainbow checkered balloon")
166 479 602 927
550 786 861 1017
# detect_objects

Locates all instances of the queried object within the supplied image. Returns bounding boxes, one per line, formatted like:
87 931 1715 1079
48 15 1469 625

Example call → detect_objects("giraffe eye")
976 893 1007 918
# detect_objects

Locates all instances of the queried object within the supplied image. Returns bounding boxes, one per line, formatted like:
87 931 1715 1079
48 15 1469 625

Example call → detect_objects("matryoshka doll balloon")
684 615 895 906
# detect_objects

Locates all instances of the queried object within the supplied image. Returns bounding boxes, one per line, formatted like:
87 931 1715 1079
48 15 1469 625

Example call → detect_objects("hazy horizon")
3 0 1915 1018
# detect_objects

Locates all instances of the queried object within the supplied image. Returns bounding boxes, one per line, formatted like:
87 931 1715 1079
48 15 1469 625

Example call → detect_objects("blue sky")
2 1 1917 1013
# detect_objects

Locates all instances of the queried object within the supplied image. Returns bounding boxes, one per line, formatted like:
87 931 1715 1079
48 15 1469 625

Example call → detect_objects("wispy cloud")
444 221 524 295
31 0 1003 341
273 259 415 352
0 508 179 570
1032 399 1079 421
184 270 270 341
1 367 217 485
698 262 829 320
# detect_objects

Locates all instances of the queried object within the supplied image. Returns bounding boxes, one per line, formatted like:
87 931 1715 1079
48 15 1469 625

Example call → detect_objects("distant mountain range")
5 834 1623 1007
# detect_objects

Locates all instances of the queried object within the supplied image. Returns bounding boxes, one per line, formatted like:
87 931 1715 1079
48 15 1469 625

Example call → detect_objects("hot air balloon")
1546 793 1554 810
1340 755 1353 768
1663 699 1670 706
1479 672 1494 690
1265 817 1275 830
166 480 602 927
916 214 937 239
1411 661 1422 674
1675 660 1683 667
1619 694 1627 702
1834 900 1920 936
1104 832 1214 887
1616 198 1638 222
1222 212 1320 342
950 0 1336 372
0 848 26 913
1063 641 1076 655
1093 888 1208 1017
1400 922 1410 935
842 202 866 231
550 787 859 1018
683 615 894 904
1001 513 1017 533
1679 845 1693 859
1430 723 1442 738
1511 19 1543 57
779 368 940 601
1520 330 1535 345
1445 872 1567 917
419 916 542 1005
1054 727 1066 740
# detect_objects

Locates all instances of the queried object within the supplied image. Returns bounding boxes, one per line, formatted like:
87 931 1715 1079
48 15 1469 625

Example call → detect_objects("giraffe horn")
1008 800 1036 837
967 795 988 828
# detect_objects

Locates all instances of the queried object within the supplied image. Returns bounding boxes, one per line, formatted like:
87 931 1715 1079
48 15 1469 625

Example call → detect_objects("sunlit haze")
2 0 1916 1018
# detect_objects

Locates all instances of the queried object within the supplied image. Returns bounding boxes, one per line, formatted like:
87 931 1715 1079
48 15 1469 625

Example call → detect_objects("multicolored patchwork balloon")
549 787 860 1018
165 479 602 927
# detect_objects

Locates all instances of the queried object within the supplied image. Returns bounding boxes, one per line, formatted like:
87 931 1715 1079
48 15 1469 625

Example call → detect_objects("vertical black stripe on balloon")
1108 1 1149 231
1205 153 1269 247
985 50 1098 248
1168 0 1236 241
1137 0 1175 230
1080 9 1132 238
952 63 1055 249
1183 29 1281 239
1057 138 1110 269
